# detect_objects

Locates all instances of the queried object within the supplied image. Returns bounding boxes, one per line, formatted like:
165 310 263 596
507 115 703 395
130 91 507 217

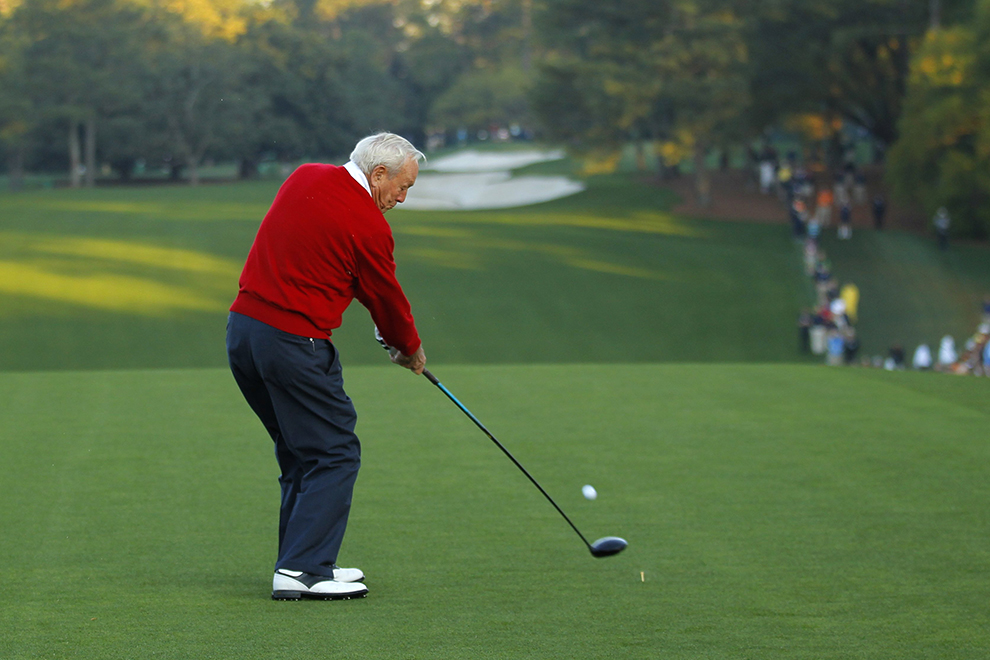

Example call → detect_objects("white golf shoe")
272 569 368 600
331 565 365 583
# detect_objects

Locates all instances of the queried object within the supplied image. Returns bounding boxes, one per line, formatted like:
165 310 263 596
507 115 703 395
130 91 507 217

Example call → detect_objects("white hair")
350 133 425 177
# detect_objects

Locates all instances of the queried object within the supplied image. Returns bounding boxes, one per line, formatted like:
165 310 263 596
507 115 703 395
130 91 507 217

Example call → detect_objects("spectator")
912 344 933 369
790 198 806 239
778 163 793 200
853 172 867 204
934 207 951 250
872 195 886 230
838 204 852 240
834 172 850 208
807 216 821 244
759 159 775 194
826 329 845 365
889 344 905 368
840 283 859 323
816 187 834 227
937 334 957 369
830 297 848 328
810 323 828 355
798 309 813 353
843 328 860 364
803 240 819 275
814 252 831 282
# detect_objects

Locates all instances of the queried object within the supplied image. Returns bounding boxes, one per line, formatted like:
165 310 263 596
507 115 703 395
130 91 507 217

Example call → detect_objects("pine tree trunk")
84 116 97 188
239 158 258 179
694 143 711 207
521 0 532 72
68 121 82 188
8 146 25 191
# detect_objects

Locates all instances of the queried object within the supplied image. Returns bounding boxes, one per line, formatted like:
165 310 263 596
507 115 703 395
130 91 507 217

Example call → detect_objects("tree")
531 0 750 204
886 2 990 239
10 0 149 186
746 0 974 152
0 16 31 189
429 65 531 133
142 18 244 184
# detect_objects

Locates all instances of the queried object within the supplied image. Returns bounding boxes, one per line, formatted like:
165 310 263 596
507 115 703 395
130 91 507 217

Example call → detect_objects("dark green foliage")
746 0 943 145
886 0 990 239
532 0 751 150
0 0 476 181
429 65 531 132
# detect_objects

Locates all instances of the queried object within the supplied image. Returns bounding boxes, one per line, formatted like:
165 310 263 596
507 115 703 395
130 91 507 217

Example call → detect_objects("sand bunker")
424 149 566 173
402 149 584 210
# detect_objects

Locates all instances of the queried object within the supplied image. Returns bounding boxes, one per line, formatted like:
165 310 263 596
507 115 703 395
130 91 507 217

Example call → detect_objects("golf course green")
1 164 988 658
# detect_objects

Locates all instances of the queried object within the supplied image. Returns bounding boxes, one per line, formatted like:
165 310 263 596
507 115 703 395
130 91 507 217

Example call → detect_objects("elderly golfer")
226 133 426 600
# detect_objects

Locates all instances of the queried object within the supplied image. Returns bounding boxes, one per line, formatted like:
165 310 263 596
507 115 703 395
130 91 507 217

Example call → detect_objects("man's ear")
370 164 389 184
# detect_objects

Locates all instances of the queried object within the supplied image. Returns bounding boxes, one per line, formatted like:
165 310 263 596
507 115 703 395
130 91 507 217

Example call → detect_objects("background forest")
1 0 989 237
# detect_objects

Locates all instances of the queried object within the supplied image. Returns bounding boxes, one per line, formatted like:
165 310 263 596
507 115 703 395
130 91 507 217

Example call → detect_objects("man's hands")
374 327 426 375
391 345 426 375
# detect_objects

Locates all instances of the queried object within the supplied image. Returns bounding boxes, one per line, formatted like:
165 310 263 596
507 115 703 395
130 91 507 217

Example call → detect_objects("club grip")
423 369 440 385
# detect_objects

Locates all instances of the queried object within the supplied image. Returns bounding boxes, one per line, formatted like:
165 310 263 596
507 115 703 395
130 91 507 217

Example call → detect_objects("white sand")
402 149 584 210
423 149 566 173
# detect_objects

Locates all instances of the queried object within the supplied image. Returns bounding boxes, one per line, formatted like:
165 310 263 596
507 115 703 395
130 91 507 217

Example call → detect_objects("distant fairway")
0 364 987 659
2 170 987 372
2 164 989 658
0 174 812 371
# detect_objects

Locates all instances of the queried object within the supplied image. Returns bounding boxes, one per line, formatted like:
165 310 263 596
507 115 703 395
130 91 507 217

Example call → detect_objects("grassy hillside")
0 364 987 659
2 165 987 370
0 174 811 370
817 229 990 355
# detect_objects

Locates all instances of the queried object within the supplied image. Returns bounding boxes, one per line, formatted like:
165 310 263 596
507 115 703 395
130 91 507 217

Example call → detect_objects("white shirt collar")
344 161 371 196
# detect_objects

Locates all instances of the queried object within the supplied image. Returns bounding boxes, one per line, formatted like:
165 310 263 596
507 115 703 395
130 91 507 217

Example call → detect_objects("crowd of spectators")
756 146 880 243
898 299 990 375
798 259 990 375
760 147 990 376
797 243 861 366
759 146 867 366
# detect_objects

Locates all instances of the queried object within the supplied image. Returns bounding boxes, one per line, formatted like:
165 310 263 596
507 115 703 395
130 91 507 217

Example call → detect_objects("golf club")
376 332 627 558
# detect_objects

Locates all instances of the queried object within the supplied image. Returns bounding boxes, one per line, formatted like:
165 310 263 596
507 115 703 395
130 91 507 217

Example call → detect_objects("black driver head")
589 536 628 558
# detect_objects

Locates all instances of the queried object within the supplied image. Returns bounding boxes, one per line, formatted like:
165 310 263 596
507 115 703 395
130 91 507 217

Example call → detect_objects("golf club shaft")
421 369 594 550
374 335 594 549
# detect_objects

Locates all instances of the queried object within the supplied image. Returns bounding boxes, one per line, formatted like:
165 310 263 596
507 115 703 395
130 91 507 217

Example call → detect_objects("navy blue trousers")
226 312 360 577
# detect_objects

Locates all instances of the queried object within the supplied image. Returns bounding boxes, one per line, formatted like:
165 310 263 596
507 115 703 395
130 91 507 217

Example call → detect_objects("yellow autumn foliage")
314 0 394 21
911 28 973 88
143 0 249 40
0 0 22 17
581 151 621 175
784 113 842 141
658 129 694 167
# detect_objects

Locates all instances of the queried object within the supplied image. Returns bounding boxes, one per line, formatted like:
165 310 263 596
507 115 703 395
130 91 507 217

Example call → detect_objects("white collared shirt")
344 161 371 196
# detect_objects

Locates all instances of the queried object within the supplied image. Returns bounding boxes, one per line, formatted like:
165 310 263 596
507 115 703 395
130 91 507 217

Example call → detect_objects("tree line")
0 0 986 237
0 0 535 186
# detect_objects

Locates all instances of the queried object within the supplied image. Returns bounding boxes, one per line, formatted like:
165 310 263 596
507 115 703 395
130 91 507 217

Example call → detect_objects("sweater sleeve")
353 228 422 356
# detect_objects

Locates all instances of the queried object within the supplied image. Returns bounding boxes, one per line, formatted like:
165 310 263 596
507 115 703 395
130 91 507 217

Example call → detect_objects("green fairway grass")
2 170 987 371
0 174 810 371
0 364 987 659
2 158 988 657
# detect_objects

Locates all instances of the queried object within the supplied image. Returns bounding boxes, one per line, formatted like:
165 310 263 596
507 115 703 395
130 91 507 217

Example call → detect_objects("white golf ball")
582 484 597 500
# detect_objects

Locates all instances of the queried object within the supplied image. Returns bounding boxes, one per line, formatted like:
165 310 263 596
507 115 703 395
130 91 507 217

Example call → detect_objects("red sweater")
230 163 421 356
